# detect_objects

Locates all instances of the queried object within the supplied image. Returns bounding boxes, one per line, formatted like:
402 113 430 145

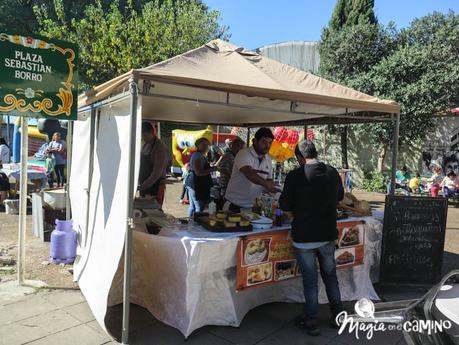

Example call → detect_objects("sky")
204 0 459 50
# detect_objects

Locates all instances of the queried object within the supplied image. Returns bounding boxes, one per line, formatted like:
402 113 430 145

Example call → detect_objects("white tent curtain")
70 98 141 332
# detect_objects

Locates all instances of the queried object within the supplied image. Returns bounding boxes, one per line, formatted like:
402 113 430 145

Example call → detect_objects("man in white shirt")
224 128 279 212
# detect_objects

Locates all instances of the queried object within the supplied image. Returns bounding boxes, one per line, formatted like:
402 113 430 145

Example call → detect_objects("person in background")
47 132 66 188
279 140 344 336
0 138 10 165
0 172 9 205
217 136 245 190
223 138 232 154
295 144 306 166
409 173 422 193
45 152 55 188
441 170 458 198
207 144 224 165
185 137 216 217
395 165 411 192
179 163 190 204
138 122 169 206
427 165 443 195
224 128 279 213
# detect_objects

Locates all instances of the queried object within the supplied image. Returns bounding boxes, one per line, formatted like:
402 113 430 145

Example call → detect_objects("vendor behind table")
217 136 245 191
224 127 280 213
138 122 169 206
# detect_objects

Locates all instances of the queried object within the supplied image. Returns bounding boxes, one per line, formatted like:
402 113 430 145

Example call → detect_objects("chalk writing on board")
380 195 447 286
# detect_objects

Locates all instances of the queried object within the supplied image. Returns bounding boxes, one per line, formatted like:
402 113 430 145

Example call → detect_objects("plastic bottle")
275 208 283 226
208 199 217 215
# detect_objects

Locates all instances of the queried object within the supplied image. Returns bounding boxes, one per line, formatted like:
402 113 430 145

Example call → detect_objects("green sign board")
0 33 78 120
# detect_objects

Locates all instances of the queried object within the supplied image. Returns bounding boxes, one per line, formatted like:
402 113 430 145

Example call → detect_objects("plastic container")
50 219 77 264
208 200 217 215
251 216 273 230
4 199 19 214
431 185 439 197
43 189 67 210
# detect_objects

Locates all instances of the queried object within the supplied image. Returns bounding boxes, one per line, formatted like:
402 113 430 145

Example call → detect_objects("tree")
320 0 379 169
34 0 228 88
0 0 175 34
321 2 459 172
351 11 459 171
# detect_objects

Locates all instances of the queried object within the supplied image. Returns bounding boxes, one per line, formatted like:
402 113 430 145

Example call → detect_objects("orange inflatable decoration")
269 127 301 162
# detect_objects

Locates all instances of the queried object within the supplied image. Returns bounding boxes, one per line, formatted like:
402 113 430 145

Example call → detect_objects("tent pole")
6 115 11 148
389 113 400 195
66 120 73 220
122 77 138 345
17 116 28 286
304 124 307 140
246 128 250 147
157 122 161 139
84 109 96 247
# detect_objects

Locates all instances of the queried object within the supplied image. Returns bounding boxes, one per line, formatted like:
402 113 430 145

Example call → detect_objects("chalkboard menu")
380 195 447 286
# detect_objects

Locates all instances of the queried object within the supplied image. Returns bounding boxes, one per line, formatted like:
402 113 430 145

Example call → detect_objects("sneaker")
294 315 320 336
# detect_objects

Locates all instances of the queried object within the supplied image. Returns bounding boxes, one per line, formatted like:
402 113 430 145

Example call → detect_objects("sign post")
0 33 78 285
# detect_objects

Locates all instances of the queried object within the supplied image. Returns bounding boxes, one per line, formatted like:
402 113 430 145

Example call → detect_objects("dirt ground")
0 179 458 288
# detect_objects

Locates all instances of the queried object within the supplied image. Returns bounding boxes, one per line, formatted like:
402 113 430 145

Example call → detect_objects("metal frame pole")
6 115 11 148
84 109 96 247
17 117 28 285
66 121 73 220
389 113 400 195
121 77 138 345
246 128 251 147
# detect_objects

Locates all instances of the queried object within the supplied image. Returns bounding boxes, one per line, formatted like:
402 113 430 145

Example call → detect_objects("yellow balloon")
269 140 294 162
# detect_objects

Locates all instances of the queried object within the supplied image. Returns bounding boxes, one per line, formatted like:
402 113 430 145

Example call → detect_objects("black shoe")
330 316 340 329
294 315 320 336
330 311 345 329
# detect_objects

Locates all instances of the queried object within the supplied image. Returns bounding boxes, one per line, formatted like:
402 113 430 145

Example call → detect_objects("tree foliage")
320 2 459 171
33 0 228 88
353 11 459 148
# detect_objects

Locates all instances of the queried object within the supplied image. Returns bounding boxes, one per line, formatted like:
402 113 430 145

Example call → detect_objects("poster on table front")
236 221 365 291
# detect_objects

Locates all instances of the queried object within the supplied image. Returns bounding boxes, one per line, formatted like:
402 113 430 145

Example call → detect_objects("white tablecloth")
107 216 383 337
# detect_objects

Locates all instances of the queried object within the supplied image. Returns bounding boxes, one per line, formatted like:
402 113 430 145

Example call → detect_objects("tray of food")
195 212 253 232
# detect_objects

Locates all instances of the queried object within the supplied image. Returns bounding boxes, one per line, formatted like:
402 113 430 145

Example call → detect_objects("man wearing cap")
138 122 169 206
224 128 279 212
217 136 245 190
279 140 344 336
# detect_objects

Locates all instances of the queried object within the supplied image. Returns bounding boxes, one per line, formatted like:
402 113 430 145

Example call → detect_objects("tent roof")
78 39 399 125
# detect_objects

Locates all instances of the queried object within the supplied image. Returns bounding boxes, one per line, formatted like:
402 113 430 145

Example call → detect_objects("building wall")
256 41 320 74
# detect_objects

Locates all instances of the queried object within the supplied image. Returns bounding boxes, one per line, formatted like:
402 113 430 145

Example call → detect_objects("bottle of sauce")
208 199 217 215
275 208 283 226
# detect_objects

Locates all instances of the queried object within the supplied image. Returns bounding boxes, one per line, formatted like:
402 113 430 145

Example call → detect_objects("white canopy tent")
73 39 400 344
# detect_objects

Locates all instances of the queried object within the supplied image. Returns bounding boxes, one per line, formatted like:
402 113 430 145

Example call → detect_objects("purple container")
50 219 77 264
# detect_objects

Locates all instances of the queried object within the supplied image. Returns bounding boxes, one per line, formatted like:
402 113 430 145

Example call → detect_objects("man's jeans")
294 241 343 320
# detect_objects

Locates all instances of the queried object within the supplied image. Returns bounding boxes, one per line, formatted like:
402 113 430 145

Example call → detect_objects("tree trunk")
340 126 349 169
377 142 389 173
323 126 328 156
